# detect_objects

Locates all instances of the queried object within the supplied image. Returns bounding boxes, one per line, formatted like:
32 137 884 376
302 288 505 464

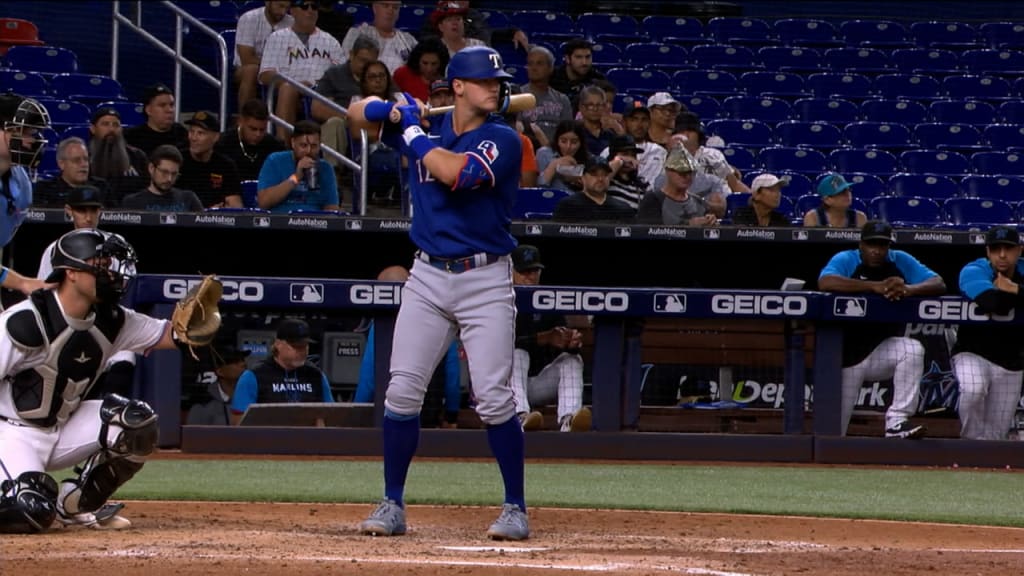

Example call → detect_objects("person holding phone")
536 120 589 192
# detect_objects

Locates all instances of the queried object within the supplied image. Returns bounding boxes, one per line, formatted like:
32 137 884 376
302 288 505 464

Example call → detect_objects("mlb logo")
614 227 632 238
970 233 986 245
159 214 177 225
345 219 363 231
526 224 542 235
834 297 867 317
703 228 720 239
290 283 325 304
792 230 809 241
253 217 271 228
653 293 687 313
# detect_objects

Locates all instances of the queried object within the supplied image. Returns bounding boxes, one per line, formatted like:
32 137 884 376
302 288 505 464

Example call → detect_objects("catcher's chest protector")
3 291 125 427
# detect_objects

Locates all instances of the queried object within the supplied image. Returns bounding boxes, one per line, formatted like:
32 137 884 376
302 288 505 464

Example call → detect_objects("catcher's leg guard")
0 471 58 534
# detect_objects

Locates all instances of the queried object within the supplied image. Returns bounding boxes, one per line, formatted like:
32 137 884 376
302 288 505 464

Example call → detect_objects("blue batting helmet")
446 46 513 82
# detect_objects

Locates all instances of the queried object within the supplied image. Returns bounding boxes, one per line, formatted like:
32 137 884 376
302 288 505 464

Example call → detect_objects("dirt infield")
3 501 1023 575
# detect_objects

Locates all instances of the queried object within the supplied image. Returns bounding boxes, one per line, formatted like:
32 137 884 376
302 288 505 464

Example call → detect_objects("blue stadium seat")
705 119 774 148
396 5 429 31
840 20 913 48
845 173 888 199
612 93 639 114
773 19 842 48
94 100 144 126
890 48 961 75
726 192 752 216
706 17 773 45
960 175 1024 203
36 146 58 177
806 72 873 100
872 73 941 101
870 196 942 227
739 71 808 99
960 49 1024 75
980 22 1024 50
48 73 125 105
673 69 738 97
910 21 981 50
339 4 373 26
510 11 576 36
502 65 527 86
970 150 1024 175
823 47 893 74
757 46 822 73
1000 100 1024 123
678 95 721 119
758 146 828 175
722 96 792 123
899 149 970 176
605 68 671 95
942 75 1014 101
577 13 640 39
624 43 690 71
888 173 961 200
513 187 573 218
0 69 47 97
31 98 91 129
176 0 239 29
59 124 91 143
589 43 624 67
720 146 756 170
641 16 704 42
913 122 984 152
792 97 859 123
983 123 1024 148
774 121 844 150
829 148 899 174
929 99 997 125
215 29 235 77
860 99 928 125
5 45 78 75
843 121 914 150
241 180 258 209
236 1 263 14
775 172 814 198
478 9 511 31
689 44 760 72
944 197 1016 225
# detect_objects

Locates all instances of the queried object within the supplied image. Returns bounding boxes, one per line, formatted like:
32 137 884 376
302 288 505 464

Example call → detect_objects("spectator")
803 172 868 228
553 156 633 223
732 173 792 227
351 61 401 202
392 38 449 103
259 0 343 139
650 118 731 217
187 342 252 426
591 78 624 135
536 120 588 193
951 226 1024 440
646 92 682 149
234 1 294 111
509 245 591 432
504 86 538 187
313 36 380 169
123 83 188 155
215 99 285 182
229 318 334 425
33 137 113 208
578 85 615 157
818 220 946 438
673 112 749 193
549 38 606 108
177 111 242 208
314 0 354 45
121 145 204 212
602 134 649 212
519 45 573 150
602 103 662 192
339 1 417 75
419 1 528 49
88 106 148 204
257 120 340 213
428 79 453 109
637 147 718 227
427 2 486 57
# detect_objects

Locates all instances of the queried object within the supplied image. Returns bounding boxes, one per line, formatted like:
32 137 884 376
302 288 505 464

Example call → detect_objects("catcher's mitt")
171 275 223 359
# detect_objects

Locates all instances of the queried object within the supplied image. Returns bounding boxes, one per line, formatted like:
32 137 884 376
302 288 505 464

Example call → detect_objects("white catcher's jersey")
0 290 167 427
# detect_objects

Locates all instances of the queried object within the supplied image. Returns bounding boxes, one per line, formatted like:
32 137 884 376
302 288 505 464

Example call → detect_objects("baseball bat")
425 92 537 116
346 93 537 142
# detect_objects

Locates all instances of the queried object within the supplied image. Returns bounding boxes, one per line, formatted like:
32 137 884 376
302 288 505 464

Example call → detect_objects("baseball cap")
511 245 545 272
583 156 613 175
750 173 790 193
860 220 895 243
66 185 104 208
608 134 642 156
817 172 853 197
90 106 121 125
184 110 219 132
431 0 468 24
647 92 680 109
986 225 1020 246
276 318 315 345
141 83 173 106
622 102 650 118
664 147 697 173
430 79 451 94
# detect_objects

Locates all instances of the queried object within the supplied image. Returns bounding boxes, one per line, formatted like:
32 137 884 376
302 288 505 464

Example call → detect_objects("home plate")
441 546 550 553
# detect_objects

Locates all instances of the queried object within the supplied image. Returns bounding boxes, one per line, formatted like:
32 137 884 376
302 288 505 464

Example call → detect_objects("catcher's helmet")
1 92 50 169
445 46 513 82
48 229 137 302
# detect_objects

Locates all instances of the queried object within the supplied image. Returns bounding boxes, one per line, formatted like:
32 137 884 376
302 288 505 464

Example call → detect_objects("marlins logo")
477 140 499 162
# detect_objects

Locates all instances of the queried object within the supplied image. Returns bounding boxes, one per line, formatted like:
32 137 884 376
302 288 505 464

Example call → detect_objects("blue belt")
418 251 501 274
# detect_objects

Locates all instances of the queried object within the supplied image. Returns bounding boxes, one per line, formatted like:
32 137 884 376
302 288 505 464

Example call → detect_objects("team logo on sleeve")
477 140 500 162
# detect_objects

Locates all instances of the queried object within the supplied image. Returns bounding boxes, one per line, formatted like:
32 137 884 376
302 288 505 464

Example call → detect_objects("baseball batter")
356 46 528 540
952 225 1024 440
0 229 184 533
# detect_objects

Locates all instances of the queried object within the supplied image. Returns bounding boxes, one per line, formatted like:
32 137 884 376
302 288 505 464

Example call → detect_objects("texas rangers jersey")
953 257 1024 370
406 113 520 259
0 165 33 248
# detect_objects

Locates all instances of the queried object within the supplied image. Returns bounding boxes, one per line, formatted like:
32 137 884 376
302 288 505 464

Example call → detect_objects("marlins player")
353 46 528 541
818 220 946 438
952 225 1024 440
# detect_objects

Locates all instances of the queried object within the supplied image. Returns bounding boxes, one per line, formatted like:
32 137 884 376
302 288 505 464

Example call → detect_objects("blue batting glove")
397 103 422 131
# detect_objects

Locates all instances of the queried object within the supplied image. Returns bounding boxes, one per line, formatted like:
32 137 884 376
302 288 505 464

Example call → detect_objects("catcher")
0 229 222 533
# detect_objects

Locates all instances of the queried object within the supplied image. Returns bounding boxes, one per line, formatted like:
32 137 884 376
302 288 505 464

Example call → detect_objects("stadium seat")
792 97 859 123
48 73 125 106
910 21 981 50
999 100 1024 123
605 68 671 95
870 196 942 227
36 146 58 176
960 175 1024 203
758 146 828 175
774 172 814 198
970 150 1024 175
806 72 873 100
944 196 1016 225
611 93 638 114
899 149 970 176
478 9 511 31
705 119 774 148
844 121 914 150
890 48 961 75
929 100 997 125
338 4 373 25
722 96 792 123
845 173 888 199
589 43 624 67
829 148 899 174
95 100 145 127
872 73 942 101
839 20 913 48
176 0 239 30
979 22 1024 50
58 124 91 143
689 44 760 72
577 13 640 39
624 43 690 71
0 17 45 56
0 69 48 97
673 69 738 97
774 121 844 150
726 192 752 216
913 122 984 152
706 17 773 45
983 123 1024 148
215 29 236 76
396 5 429 31
241 180 258 208
510 11 576 36
959 49 1024 75
720 146 756 170
513 188 572 219
31 98 91 129
823 47 893 74
860 99 928 125
739 71 809 99
757 46 822 73
888 173 961 200
641 16 704 42
773 19 842 48
5 45 78 75
942 75 1014 101
678 95 721 120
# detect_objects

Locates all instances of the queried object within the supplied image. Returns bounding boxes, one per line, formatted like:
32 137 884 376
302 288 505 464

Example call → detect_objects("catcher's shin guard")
0 471 59 533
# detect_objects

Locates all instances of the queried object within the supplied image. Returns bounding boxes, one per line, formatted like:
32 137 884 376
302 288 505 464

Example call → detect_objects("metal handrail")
110 1 228 131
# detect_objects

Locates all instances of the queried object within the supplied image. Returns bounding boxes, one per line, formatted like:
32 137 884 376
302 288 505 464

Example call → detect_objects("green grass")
99 459 1024 528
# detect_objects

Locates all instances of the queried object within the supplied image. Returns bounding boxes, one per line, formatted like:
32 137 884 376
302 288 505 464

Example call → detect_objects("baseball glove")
171 275 223 359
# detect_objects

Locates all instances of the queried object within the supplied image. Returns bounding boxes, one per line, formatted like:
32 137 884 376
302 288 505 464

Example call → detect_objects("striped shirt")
234 7 294 67
339 24 418 76
260 27 343 85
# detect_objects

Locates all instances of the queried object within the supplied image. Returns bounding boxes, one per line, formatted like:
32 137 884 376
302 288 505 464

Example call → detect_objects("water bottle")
305 162 319 190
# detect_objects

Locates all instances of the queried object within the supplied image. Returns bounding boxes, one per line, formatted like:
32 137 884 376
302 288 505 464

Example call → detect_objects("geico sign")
711 294 808 316
350 284 402 305
163 279 264 302
918 300 1014 322
532 290 629 312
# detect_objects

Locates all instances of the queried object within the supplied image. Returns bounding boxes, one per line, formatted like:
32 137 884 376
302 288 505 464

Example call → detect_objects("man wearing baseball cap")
637 147 717 226
178 110 243 208
89 106 150 202
603 134 649 211
803 172 868 228
672 111 749 194
818 220 946 438
187 340 253 426
553 157 632 222
600 103 663 194
732 173 792 227
123 83 188 155
646 92 682 148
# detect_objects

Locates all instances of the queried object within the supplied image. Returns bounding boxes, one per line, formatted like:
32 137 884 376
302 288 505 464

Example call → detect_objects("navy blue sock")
382 410 420 507
485 415 526 511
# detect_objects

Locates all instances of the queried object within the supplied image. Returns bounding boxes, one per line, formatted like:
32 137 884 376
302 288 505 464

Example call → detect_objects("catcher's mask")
1 94 51 170
47 229 138 302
